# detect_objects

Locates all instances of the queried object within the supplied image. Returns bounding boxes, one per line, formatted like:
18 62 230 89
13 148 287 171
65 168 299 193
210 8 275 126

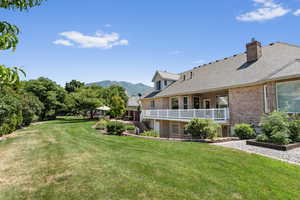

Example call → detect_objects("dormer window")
156 81 161 90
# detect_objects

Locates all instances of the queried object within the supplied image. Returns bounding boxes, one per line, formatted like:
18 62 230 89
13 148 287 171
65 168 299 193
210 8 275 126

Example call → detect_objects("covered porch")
141 89 230 123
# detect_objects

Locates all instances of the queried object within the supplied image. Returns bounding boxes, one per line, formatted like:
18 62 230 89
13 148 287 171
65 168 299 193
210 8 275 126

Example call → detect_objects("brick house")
140 40 300 138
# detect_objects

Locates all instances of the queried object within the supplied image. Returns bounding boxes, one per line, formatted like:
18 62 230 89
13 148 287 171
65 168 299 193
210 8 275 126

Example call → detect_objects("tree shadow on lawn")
53 117 95 124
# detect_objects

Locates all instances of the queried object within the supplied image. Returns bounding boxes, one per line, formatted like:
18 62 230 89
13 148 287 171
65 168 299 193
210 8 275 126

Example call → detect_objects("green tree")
0 0 46 86
20 92 44 125
24 77 67 120
70 87 104 119
65 80 85 93
109 96 126 119
104 85 128 104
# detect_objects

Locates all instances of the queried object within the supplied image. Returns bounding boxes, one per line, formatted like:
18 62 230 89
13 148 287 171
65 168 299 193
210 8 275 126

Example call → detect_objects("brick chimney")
246 39 262 63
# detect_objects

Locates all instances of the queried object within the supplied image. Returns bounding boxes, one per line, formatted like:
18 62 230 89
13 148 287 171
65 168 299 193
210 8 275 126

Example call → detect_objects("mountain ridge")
87 80 152 97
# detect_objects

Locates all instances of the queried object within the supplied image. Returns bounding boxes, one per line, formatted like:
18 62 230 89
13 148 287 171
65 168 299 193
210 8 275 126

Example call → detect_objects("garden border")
122 132 239 143
246 140 300 151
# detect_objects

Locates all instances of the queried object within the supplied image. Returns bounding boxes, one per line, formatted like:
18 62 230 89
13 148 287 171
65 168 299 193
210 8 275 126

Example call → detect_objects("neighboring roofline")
151 71 159 82
142 74 300 99
151 71 180 82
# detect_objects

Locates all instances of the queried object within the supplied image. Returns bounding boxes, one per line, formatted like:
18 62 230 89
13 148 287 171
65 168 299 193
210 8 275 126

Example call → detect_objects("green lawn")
1 118 300 200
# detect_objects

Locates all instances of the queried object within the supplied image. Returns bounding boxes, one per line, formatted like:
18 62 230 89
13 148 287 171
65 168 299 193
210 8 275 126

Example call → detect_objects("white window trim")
183 96 189 109
264 85 269 113
170 97 179 109
216 95 229 109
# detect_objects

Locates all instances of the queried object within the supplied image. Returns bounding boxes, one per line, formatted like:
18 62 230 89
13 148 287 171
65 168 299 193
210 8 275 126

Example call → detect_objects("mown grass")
0 117 300 200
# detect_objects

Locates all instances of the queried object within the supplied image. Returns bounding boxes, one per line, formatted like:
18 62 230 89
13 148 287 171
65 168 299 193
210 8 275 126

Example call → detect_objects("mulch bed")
122 132 239 143
246 140 300 151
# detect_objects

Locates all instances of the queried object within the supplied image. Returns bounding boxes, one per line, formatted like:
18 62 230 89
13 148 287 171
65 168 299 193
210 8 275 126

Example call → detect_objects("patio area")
213 140 300 166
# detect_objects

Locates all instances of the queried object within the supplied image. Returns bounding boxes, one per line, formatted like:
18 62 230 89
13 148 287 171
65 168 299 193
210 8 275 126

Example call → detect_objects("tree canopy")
24 77 67 120
65 80 85 93
69 87 104 119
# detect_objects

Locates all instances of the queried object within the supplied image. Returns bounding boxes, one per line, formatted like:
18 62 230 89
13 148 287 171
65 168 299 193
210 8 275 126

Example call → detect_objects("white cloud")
53 39 74 46
55 31 128 49
294 9 300 16
104 24 112 28
236 0 290 22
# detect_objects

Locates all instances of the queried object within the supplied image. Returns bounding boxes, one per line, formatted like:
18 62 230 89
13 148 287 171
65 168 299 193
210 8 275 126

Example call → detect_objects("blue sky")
1 0 300 86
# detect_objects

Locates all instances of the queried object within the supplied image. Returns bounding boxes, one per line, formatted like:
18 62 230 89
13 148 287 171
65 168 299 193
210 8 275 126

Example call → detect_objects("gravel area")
213 140 300 166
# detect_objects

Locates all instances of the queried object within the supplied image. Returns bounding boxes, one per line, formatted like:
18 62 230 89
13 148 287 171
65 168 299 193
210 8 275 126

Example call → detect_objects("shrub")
256 134 269 143
95 119 108 130
0 92 23 136
205 123 221 140
234 124 256 140
260 111 290 138
269 131 291 145
185 119 221 139
106 122 126 136
126 125 136 131
258 111 300 144
141 130 159 137
21 93 44 126
288 117 300 142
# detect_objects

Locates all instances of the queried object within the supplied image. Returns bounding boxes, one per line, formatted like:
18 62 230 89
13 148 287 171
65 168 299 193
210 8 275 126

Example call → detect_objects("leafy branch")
0 21 19 51
0 0 46 11
0 65 26 87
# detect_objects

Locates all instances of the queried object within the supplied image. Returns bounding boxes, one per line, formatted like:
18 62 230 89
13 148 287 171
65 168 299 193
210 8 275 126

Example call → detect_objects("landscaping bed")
246 140 300 151
122 132 238 143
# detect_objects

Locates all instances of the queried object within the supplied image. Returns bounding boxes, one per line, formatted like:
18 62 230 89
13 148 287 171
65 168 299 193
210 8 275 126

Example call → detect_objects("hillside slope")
87 80 152 96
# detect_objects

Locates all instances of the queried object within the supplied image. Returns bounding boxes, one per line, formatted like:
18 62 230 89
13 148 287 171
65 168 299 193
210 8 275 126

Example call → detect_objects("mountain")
87 80 152 97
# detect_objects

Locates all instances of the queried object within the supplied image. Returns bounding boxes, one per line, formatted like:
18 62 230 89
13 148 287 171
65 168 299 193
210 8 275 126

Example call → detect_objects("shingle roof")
152 71 180 82
147 42 300 98
143 90 161 98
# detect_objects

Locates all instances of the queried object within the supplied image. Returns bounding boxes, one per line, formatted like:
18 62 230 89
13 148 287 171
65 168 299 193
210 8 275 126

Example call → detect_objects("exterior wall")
265 81 277 113
229 85 264 126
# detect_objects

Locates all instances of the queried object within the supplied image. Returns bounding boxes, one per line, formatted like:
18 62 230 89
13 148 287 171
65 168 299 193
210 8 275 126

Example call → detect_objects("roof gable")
151 71 180 82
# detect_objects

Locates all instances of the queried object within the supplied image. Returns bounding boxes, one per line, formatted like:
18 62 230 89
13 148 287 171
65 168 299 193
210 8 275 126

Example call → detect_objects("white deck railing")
141 108 229 123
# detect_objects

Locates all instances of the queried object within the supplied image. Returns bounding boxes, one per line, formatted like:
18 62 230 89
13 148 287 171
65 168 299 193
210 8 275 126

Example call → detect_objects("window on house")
156 81 161 90
190 72 193 79
193 97 200 109
216 96 229 108
171 123 179 135
171 98 179 109
183 75 186 81
203 99 211 109
164 80 168 86
183 96 189 109
277 80 300 113
150 100 155 109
